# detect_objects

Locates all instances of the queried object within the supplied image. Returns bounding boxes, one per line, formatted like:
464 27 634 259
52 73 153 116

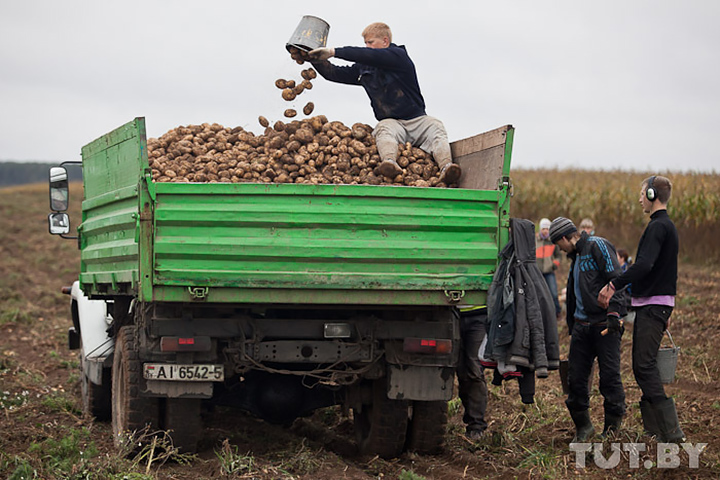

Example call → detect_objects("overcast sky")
1 1 718 172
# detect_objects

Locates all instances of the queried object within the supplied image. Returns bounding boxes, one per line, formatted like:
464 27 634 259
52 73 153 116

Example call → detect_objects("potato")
284 109 297 118
282 88 296 101
275 79 287 89
303 102 315 116
258 116 269 128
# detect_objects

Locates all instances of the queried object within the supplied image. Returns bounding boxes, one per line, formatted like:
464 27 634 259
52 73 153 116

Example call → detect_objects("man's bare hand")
598 284 614 309
308 47 335 61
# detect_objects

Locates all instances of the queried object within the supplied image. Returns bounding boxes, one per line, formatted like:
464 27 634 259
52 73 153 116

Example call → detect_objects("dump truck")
48 117 514 458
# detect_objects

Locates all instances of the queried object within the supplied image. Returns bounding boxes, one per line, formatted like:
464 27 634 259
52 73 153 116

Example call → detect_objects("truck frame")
48 117 513 457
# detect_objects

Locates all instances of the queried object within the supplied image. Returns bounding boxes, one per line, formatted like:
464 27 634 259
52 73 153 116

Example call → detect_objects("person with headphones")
598 175 685 443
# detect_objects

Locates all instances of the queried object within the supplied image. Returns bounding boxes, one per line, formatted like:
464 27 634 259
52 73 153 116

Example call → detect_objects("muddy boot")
439 163 462 184
602 413 623 437
640 400 661 438
653 397 686 443
377 159 402 178
569 409 595 442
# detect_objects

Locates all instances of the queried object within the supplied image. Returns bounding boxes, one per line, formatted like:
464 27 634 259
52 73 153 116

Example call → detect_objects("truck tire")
81 360 111 421
112 325 159 451
163 398 202 453
353 378 409 459
405 400 448 455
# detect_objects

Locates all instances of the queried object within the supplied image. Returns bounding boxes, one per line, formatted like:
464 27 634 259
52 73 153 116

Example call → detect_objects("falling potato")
282 88 296 101
284 109 297 118
303 102 315 116
275 79 287 89
258 116 269 128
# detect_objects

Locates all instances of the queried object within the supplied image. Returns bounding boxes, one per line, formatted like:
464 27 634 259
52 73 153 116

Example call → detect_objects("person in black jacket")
598 175 685 443
550 217 627 441
308 22 461 185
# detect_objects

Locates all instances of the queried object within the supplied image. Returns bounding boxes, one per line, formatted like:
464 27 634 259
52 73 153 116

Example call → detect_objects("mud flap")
387 365 453 401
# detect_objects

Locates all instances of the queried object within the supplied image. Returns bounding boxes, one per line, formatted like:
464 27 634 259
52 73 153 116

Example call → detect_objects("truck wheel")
405 400 448 455
81 360 112 421
112 325 159 451
163 398 202 453
353 379 409 459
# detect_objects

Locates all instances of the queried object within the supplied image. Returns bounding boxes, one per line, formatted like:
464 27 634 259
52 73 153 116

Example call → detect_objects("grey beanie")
549 217 577 243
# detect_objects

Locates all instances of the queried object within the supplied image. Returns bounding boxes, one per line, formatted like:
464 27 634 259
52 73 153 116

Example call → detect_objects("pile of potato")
146 48 456 188
147 117 453 187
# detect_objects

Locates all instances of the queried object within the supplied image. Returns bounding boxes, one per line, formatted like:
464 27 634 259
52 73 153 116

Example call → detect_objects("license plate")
143 364 224 382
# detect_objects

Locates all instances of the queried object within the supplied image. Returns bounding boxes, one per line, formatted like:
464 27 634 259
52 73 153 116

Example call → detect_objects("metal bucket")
287 15 330 53
657 330 679 384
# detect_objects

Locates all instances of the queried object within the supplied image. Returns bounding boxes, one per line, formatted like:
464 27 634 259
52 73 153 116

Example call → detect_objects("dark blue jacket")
312 43 426 121
565 232 628 332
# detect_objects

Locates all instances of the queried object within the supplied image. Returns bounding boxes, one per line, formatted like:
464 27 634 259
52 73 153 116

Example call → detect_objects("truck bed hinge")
188 287 209 301
444 290 465 303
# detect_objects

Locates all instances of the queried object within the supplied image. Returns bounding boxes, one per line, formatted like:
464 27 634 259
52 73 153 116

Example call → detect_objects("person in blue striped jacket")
550 217 628 442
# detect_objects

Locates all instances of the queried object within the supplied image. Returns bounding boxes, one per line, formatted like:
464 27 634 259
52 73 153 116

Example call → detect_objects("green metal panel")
151 183 502 305
498 126 514 249
79 118 148 296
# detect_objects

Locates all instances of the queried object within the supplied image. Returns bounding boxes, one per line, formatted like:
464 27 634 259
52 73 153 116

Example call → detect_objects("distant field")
510 169 720 264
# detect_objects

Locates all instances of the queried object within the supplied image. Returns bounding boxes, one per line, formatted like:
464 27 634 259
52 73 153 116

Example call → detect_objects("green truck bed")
78 118 512 306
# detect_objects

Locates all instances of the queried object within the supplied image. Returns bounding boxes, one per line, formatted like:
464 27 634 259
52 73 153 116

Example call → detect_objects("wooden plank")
455 145 506 191
450 125 510 158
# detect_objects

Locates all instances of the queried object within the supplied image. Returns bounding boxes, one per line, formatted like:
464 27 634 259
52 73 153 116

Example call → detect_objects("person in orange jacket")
536 218 562 317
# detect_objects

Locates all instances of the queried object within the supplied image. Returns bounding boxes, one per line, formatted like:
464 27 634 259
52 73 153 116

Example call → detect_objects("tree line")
0 162 82 187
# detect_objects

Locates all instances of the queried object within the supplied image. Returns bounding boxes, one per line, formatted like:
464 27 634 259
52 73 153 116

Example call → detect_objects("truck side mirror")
49 166 69 212
48 212 71 235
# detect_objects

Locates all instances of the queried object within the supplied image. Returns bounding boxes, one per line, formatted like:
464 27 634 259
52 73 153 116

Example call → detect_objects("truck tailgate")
151 182 501 305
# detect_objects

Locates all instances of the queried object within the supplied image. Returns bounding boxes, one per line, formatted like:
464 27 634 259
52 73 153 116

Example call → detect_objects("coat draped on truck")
483 218 560 377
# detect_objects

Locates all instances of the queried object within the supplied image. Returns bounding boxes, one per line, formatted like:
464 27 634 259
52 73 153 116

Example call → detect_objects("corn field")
509 169 720 264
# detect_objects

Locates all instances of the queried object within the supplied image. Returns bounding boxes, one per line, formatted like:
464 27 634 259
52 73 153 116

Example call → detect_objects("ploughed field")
1 176 718 479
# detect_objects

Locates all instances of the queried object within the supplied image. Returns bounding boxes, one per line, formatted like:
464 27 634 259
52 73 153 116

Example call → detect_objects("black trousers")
457 311 488 433
566 322 626 417
632 305 672 403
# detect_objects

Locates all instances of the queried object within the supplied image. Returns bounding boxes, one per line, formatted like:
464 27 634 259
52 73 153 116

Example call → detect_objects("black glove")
606 313 623 335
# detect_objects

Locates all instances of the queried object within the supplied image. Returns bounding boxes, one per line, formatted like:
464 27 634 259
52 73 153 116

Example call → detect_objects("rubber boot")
602 413 623 437
653 397 686 443
639 400 661 438
569 409 595 442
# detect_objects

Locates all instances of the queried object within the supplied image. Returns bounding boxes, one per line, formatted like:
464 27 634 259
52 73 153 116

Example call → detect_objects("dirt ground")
1 184 719 479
